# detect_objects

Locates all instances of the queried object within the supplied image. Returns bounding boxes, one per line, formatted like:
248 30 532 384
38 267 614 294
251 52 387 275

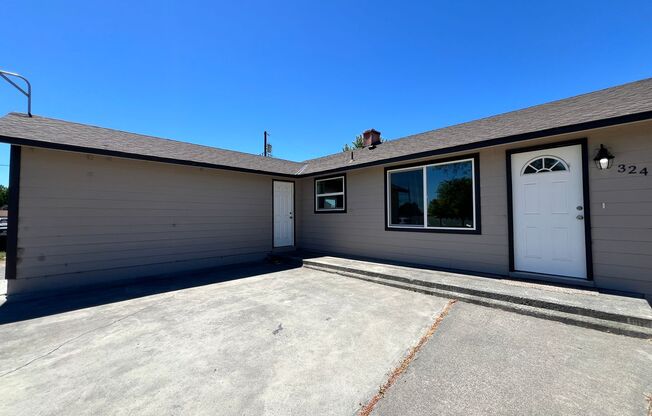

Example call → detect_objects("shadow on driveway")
0 261 300 325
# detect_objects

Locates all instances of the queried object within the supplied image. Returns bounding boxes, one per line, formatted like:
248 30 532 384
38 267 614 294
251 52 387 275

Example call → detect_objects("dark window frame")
314 173 347 214
384 153 481 234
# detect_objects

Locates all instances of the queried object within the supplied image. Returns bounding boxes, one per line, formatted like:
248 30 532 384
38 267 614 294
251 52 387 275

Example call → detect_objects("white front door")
511 144 587 278
273 181 294 247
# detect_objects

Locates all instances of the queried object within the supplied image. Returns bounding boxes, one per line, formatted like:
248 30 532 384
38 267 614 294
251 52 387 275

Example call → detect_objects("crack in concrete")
0 304 155 378
357 299 458 416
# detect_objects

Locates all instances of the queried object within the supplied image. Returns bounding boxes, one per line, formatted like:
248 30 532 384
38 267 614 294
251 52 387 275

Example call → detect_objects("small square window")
315 176 346 212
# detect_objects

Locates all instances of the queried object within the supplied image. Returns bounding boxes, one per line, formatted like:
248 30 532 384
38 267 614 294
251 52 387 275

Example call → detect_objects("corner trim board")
6 145 21 280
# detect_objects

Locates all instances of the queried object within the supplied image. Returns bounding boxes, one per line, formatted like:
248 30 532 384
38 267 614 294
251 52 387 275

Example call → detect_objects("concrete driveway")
0 264 448 415
1 264 651 416
370 301 652 416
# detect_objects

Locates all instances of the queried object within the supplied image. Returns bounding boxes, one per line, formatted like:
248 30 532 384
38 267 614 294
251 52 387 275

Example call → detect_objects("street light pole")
0 70 32 117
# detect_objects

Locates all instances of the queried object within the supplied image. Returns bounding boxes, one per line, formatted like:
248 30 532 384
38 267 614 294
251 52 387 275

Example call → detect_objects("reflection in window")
317 195 344 210
387 157 477 231
315 176 345 211
317 178 343 194
389 169 424 226
523 157 568 174
426 162 473 228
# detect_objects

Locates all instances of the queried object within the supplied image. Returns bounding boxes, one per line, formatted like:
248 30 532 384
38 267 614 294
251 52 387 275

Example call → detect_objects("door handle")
576 215 584 220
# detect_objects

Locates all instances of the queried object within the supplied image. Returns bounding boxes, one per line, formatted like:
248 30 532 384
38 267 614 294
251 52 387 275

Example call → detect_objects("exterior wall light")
593 144 614 170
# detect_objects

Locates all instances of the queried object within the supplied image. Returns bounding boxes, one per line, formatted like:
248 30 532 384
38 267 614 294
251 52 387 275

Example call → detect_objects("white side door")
273 181 294 247
511 144 587 278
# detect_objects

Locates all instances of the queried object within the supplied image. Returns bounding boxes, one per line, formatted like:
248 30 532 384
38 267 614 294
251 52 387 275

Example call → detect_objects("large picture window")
386 156 479 232
315 175 346 212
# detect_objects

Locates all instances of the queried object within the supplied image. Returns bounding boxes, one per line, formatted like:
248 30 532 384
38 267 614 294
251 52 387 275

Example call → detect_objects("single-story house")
0 78 651 300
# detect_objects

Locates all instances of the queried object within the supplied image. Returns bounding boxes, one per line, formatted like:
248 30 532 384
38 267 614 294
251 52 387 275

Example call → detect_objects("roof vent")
362 129 381 148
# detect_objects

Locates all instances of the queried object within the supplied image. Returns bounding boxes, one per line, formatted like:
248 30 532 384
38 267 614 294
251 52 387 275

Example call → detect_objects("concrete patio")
0 264 448 415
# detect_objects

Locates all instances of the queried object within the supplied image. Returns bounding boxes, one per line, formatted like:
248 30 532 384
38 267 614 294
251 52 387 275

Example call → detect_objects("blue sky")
1 1 651 186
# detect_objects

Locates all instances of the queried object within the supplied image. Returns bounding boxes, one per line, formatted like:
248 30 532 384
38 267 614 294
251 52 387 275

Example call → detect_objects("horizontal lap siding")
298 147 510 276
11 147 278 295
9 121 651 298
587 123 652 296
298 121 652 298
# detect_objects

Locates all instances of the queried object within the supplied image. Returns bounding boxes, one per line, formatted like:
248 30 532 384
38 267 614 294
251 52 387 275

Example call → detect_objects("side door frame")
505 138 593 280
272 179 296 248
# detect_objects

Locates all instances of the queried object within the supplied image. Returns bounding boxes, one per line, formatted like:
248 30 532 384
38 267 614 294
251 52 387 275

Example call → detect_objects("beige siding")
9 147 297 296
298 120 652 297
297 148 510 276
586 122 652 296
7 120 652 299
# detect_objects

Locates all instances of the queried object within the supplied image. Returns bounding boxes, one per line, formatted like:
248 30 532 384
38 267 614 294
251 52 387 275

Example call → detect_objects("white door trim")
507 140 592 280
273 180 295 248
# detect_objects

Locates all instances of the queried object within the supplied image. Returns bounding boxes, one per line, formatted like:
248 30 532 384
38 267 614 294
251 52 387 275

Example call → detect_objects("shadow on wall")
0 260 301 325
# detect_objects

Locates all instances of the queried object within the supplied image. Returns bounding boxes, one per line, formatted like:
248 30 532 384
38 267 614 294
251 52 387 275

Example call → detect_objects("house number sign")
617 164 648 176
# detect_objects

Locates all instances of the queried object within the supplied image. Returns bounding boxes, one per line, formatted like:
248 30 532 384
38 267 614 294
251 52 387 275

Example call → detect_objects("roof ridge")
294 163 309 175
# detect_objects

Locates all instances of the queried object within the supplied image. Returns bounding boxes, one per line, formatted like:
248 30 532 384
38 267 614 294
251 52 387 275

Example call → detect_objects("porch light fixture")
593 144 614 170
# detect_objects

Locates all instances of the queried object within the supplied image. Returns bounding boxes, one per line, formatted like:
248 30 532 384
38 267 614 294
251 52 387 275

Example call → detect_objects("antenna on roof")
0 69 32 117
263 131 272 157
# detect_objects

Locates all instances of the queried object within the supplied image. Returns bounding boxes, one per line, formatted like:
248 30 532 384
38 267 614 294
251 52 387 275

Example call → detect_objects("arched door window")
522 156 568 175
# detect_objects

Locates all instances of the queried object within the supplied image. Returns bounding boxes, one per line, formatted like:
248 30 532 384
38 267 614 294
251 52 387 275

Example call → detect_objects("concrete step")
301 260 652 339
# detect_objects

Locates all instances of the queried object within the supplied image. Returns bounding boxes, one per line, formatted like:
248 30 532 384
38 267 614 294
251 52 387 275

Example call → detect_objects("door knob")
576 206 583 211
576 215 584 220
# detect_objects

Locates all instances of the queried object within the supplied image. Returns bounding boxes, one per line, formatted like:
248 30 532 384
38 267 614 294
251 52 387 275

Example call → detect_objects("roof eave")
298 109 652 177
1 109 651 179
0 134 300 178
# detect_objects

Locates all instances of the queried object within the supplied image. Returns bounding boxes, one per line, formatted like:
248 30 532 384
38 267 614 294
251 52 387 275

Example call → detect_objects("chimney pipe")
362 129 381 147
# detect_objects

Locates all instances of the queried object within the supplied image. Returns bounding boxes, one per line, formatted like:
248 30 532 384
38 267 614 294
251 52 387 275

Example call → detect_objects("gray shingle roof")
1 77 651 177
0 114 306 175
300 77 652 174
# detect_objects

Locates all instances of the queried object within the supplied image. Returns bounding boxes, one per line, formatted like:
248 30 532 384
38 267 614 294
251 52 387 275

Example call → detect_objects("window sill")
385 226 481 234
314 209 347 214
